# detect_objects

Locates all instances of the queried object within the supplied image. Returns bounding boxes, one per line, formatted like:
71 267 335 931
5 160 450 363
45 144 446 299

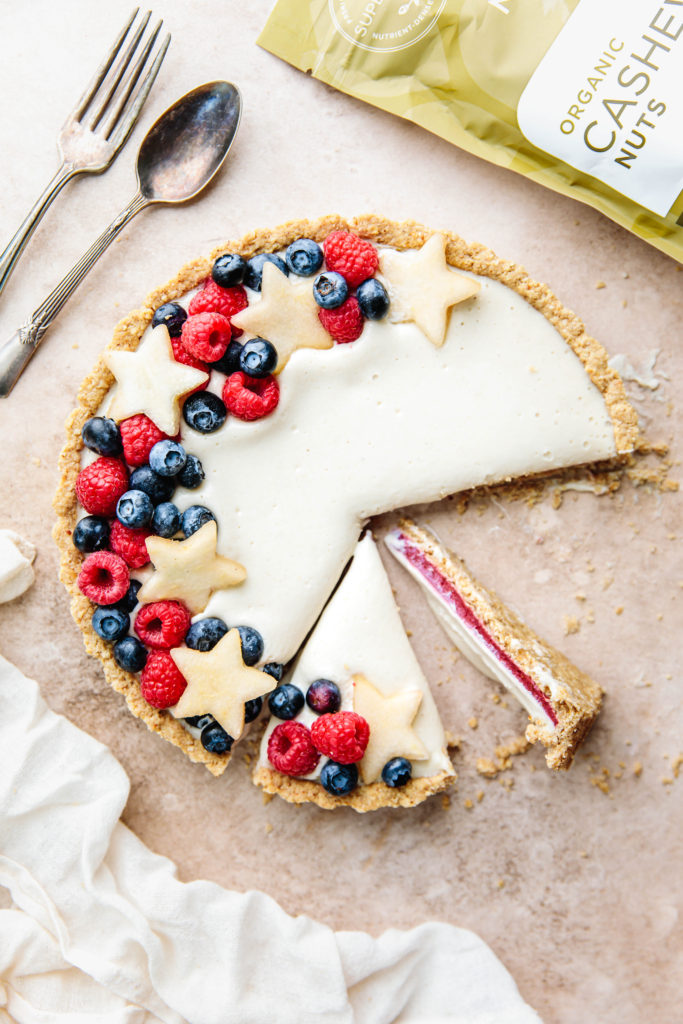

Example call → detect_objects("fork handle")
0 162 78 301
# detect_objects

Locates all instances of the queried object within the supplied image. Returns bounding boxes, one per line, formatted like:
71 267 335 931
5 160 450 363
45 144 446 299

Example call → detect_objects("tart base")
253 764 454 811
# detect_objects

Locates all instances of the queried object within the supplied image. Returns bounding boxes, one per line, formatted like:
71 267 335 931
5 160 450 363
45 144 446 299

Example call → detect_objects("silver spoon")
0 81 241 397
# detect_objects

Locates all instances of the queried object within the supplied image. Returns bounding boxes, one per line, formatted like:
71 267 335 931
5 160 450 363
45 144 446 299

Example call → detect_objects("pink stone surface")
0 3 681 1021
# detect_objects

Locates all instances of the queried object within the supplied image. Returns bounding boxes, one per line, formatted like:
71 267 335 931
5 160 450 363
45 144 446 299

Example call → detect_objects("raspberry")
75 457 129 516
223 372 279 421
188 280 248 337
310 711 370 764
134 601 191 649
120 415 168 467
170 336 209 393
267 721 320 777
77 551 130 606
318 296 364 344
323 231 378 288
180 312 231 363
109 520 151 569
140 651 187 708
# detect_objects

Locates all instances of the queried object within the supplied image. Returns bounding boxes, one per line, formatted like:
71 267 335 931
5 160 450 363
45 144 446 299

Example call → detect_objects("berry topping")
151 501 181 538
112 579 142 613
267 721 319 776
177 454 205 489
116 489 154 529
244 696 263 723
268 683 305 720
185 714 213 729
114 635 148 673
152 301 188 338
109 520 151 568
149 439 187 477
318 296 364 344
212 253 246 289
357 278 390 320
223 372 279 422
77 551 130 606
244 253 288 291
181 505 216 538
140 651 187 709
119 415 168 467
211 339 244 376
381 757 412 788
185 616 228 652
285 238 323 277
323 231 378 288
75 458 129 517
310 711 369 764
72 516 110 553
306 679 341 715
313 271 348 310
128 465 175 505
135 600 191 650
201 721 233 754
320 760 358 796
92 606 130 643
262 662 284 682
183 391 227 433
239 338 278 378
170 336 209 391
236 625 264 666
181 311 232 363
81 417 122 457
188 280 248 333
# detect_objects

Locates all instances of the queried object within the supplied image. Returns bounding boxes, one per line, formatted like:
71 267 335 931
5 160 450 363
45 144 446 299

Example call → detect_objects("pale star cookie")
379 233 480 347
353 673 428 784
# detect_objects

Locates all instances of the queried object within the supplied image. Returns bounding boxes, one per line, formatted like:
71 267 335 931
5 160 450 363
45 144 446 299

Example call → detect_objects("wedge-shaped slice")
254 533 455 810
385 519 602 770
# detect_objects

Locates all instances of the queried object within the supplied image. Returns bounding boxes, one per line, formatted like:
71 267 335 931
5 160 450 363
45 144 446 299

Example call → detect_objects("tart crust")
53 215 638 776
253 764 453 811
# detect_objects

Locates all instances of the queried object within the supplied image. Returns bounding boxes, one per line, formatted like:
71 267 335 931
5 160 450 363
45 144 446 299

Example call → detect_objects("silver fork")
0 9 170 302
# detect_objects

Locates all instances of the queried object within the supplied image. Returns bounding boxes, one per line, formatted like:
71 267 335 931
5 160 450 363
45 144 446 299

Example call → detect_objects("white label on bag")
518 0 683 217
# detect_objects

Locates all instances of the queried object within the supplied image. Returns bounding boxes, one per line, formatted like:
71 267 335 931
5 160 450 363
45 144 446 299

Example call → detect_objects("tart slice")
253 533 455 810
385 519 602 770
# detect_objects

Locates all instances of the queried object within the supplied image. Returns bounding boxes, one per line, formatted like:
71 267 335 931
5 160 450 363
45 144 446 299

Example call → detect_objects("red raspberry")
134 601 191 649
319 296 364 344
75 457 129 516
120 415 168 467
188 280 248 337
323 231 378 288
311 711 370 764
180 312 231 363
109 520 151 569
77 550 130 605
170 336 209 393
223 372 279 421
267 721 320 777
140 651 187 708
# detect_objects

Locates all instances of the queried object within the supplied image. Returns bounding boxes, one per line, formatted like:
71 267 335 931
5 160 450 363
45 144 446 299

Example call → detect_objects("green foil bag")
258 0 683 262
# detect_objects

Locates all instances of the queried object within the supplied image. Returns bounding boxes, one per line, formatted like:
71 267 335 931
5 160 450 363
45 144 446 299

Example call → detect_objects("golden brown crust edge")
253 764 454 811
53 214 637 777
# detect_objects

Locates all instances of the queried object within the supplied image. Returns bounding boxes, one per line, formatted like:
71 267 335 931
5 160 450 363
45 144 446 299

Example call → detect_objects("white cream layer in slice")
257 533 454 783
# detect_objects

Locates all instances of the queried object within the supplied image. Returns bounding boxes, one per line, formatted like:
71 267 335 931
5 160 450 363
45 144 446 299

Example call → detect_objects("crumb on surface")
468 716 478 730
633 761 643 777
563 615 581 635
464 798 473 810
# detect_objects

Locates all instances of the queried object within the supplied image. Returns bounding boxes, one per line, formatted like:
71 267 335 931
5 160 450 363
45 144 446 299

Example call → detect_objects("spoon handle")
0 191 148 397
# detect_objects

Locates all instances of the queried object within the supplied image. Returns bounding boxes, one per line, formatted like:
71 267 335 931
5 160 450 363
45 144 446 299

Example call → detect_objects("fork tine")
87 11 152 130
72 8 140 122
107 33 171 151
99 19 163 139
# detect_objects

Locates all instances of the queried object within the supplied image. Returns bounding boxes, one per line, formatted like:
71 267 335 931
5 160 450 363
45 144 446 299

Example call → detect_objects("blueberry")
152 501 181 537
116 489 153 528
244 253 288 291
236 625 264 666
285 238 323 277
129 465 175 505
181 505 216 538
201 721 233 754
185 616 228 652
244 696 263 723
212 253 246 288
177 454 205 490
268 683 305 720
73 516 110 553
152 301 187 338
149 440 187 477
211 340 244 376
381 757 412 788
81 417 122 457
239 338 277 378
320 761 358 796
185 714 213 729
183 392 227 433
306 679 341 715
114 635 148 672
262 662 284 682
92 606 130 642
313 271 348 310
112 579 142 613
357 278 390 320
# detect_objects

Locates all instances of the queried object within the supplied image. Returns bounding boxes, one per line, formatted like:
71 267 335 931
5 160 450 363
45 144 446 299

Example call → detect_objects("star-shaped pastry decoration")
137 520 246 615
231 261 333 373
104 325 208 434
379 233 481 347
352 673 428 784
171 628 268 741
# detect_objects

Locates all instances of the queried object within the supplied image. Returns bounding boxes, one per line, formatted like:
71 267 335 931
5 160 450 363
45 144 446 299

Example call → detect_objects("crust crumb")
467 716 478 730
563 615 581 635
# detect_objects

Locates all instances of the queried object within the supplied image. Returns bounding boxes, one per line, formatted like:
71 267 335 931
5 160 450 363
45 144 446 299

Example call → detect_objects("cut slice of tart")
253 533 455 810
385 519 602 770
